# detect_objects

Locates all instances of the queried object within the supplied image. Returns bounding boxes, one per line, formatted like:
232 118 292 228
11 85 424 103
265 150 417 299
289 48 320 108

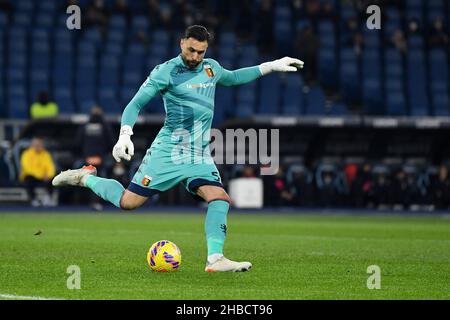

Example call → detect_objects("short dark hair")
184 25 211 42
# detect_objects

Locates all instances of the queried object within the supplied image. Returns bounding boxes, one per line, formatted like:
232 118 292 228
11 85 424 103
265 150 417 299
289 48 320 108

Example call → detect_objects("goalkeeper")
53 25 304 272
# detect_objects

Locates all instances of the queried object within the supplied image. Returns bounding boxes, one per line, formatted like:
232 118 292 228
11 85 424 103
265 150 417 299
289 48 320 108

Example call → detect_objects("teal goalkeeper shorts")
128 146 223 199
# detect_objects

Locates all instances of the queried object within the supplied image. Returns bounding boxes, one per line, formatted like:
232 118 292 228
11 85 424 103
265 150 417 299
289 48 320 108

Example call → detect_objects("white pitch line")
0 293 64 300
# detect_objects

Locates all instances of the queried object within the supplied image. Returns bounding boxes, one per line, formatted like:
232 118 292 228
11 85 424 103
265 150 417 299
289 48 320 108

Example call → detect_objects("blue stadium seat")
17 0 34 11
214 86 234 125
131 16 149 32
258 74 281 114
99 88 121 114
429 49 448 94
236 84 256 117
407 50 429 115
120 87 137 107
362 50 381 79
305 86 326 115
104 42 123 56
35 13 54 29
7 67 26 86
220 32 236 47
13 12 33 28
150 44 169 61
53 53 73 88
107 29 126 44
383 20 401 38
38 1 56 13
123 71 142 89
363 79 383 115
281 74 304 115
408 35 424 49
386 92 406 115
29 71 49 102
318 20 334 34
364 34 380 48
432 93 450 116
385 7 400 22
153 30 170 46
99 55 119 89
328 102 350 116
109 15 127 30
7 86 28 119
54 87 75 114
82 28 103 46
339 48 360 103
318 48 337 88
0 12 7 27
385 78 403 92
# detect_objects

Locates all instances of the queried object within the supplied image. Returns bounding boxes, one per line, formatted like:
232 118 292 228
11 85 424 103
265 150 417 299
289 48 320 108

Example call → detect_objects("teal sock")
205 200 229 256
85 176 125 208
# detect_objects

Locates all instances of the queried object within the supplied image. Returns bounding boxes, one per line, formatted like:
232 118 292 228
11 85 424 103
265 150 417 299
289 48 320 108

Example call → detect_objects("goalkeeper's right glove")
112 125 134 162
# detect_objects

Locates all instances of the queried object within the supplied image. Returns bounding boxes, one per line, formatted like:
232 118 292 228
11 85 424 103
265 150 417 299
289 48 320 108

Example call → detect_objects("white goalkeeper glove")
259 57 304 75
112 125 134 162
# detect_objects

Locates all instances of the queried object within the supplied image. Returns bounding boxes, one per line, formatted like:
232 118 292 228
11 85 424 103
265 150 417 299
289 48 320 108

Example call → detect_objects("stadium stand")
1 0 450 209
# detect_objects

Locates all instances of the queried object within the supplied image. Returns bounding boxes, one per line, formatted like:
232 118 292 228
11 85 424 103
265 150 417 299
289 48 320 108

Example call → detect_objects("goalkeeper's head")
180 25 211 69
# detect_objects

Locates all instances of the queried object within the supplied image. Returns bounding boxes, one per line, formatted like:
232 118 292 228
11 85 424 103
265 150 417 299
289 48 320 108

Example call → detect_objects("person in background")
75 106 114 210
20 137 56 206
30 91 59 120
433 164 450 209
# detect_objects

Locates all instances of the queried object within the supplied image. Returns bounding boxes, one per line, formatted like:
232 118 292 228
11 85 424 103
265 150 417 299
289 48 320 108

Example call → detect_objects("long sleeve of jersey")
218 66 262 86
121 64 169 127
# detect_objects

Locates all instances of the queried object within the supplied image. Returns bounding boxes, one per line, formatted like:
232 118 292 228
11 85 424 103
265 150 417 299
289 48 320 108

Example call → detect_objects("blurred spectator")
390 169 407 206
30 91 59 120
407 18 420 35
75 106 114 210
288 168 314 206
0 146 10 187
294 25 319 85
112 0 131 23
352 163 372 207
304 0 321 27
344 163 358 189
85 0 109 31
316 169 337 207
19 138 56 207
264 167 293 206
390 29 407 54
320 1 337 21
433 164 450 209
241 166 257 178
429 17 449 50
371 172 390 208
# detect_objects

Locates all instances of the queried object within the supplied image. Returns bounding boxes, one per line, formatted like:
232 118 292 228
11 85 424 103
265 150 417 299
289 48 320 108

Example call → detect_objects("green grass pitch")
0 212 449 300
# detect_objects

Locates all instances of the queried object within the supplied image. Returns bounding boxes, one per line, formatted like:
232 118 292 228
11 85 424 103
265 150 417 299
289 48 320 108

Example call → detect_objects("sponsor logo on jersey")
186 83 215 89
141 175 152 186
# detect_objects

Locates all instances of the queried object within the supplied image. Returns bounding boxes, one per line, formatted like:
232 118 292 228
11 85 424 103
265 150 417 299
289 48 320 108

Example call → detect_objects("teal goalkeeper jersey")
121 54 262 155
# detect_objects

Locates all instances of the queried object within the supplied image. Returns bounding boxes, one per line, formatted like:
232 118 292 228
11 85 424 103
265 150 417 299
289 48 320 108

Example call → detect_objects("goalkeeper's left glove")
259 57 304 75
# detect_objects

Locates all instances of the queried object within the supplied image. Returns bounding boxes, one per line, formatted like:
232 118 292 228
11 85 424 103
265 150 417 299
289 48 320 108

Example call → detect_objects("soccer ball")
147 240 181 272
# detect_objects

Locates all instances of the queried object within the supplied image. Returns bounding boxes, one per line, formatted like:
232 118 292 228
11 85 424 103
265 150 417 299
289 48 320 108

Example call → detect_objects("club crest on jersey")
141 175 152 187
204 65 214 77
